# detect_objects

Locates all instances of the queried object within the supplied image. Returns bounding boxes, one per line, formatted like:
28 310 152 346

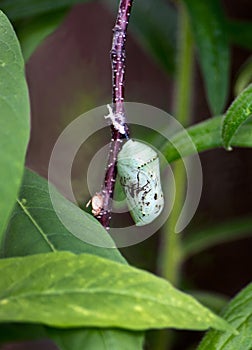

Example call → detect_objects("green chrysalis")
117 140 164 226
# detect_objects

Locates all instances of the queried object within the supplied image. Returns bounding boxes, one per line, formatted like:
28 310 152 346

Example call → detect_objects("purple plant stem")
97 0 133 229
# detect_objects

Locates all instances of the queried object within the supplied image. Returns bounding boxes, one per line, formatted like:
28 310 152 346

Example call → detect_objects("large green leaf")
197 283 252 350
161 115 252 163
0 251 232 332
0 11 30 242
1 168 125 261
0 0 91 21
1 169 146 349
222 84 252 149
103 0 177 73
183 0 230 115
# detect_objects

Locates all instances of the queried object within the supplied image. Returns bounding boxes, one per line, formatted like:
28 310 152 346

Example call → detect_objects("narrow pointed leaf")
222 84 252 149
183 0 230 115
197 283 252 350
0 11 30 241
161 116 252 163
0 252 232 332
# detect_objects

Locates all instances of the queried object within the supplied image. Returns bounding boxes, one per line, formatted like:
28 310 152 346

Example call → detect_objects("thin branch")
96 0 133 229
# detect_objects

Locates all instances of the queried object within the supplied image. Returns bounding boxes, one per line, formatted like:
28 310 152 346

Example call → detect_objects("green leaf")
1 169 144 350
0 11 30 241
129 0 177 74
103 0 177 73
0 0 91 21
1 168 125 262
222 84 252 149
197 283 252 350
17 10 67 61
183 216 252 259
227 19 252 51
161 115 252 163
48 327 144 350
0 251 232 332
183 0 230 115
234 57 252 96
0 324 144 350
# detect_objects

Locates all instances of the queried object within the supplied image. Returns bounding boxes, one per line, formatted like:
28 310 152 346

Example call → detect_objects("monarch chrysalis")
117 139 164 226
